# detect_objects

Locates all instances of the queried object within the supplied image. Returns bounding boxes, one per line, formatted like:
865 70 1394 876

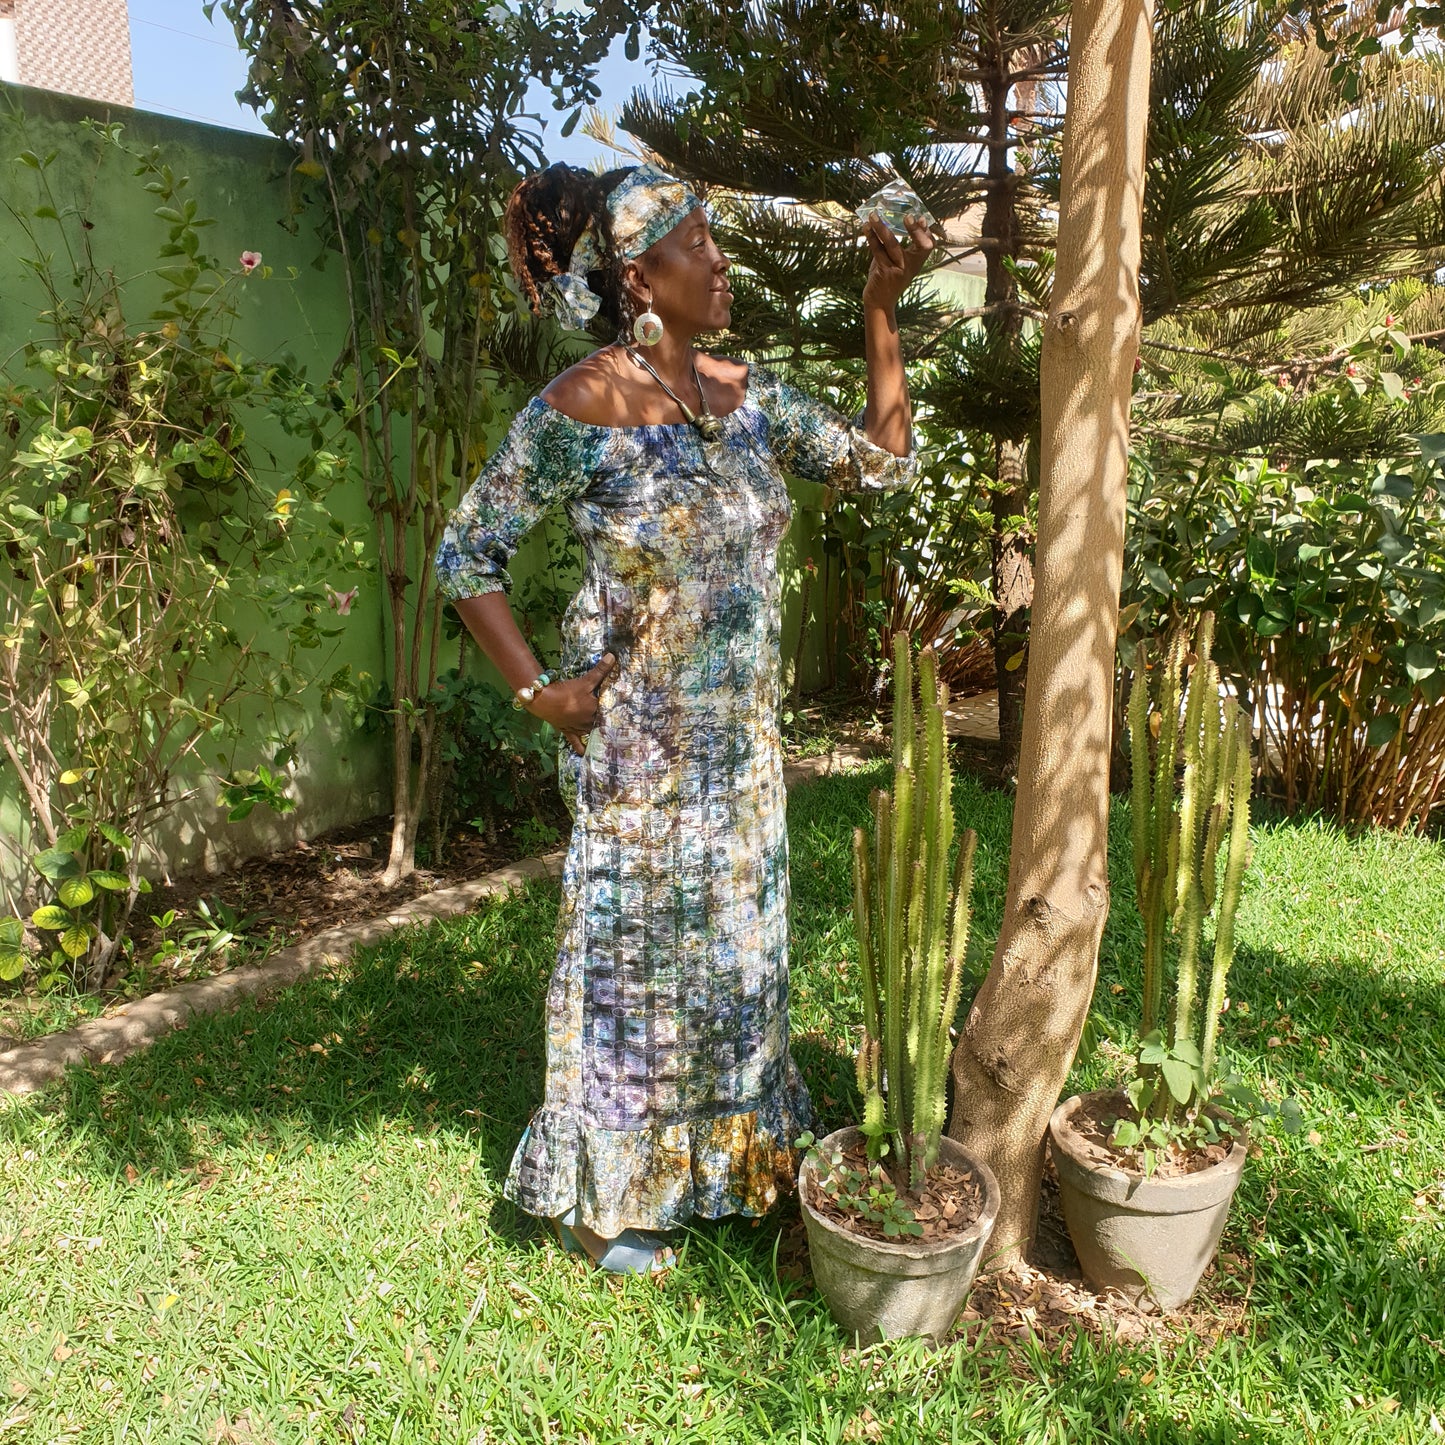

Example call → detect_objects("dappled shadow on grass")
43 883 563 1189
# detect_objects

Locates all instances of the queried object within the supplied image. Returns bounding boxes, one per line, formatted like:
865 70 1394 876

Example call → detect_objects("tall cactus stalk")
1127 612 1254 1113
855 634 977 1192
1201 707 1253 1079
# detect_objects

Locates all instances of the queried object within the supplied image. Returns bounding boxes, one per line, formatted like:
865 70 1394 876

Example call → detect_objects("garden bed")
0 805 567 1049
0 691 917 1050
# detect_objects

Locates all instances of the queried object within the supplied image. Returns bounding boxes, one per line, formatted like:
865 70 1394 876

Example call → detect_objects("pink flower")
1346 363 1359 376
1384 313 1395 328
325 585 358 616
240 251 262 273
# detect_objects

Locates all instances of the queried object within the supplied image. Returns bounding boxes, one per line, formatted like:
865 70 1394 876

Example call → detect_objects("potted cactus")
798 635 999 1342
1049 612 1293 1310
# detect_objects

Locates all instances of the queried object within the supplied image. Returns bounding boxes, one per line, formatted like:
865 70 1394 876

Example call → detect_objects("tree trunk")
980 48 1031 781
382 707 417 888
948 0 1154 1268
990 438 1034 778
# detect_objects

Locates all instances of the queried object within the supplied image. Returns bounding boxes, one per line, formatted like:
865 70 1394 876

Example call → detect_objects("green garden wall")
0 83 390 896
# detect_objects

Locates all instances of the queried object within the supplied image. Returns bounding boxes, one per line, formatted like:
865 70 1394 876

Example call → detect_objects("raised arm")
860 213 934 457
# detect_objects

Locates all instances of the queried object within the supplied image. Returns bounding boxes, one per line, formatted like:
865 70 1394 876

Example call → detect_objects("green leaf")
57 823 88 852
1139 1036 1169 1065
31 847 78 881
1276 1098 1304 1135
31 905 71 931
96 822 132 850
1111 1120 1141 1148
1161 1056 1197 1106
1380 371 1405 402
0 948 26 982
1405 644 1437 682
59 923 92 959
1366 714 1400 748
0 917 22 947
88 870 130 891
1141 560 1173 595
57 876 94 909
1370 472 1413 500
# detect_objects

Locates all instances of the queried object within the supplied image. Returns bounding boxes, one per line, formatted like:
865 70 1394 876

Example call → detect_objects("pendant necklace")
626 347 725 442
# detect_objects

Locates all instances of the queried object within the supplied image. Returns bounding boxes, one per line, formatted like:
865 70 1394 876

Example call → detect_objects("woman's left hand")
861 213 935 314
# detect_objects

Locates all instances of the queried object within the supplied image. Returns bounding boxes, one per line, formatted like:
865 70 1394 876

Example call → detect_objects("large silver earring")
632 308 664 346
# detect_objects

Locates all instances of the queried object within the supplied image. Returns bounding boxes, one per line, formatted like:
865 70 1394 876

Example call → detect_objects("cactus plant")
852 633 978 1192
1124 611 1255 1139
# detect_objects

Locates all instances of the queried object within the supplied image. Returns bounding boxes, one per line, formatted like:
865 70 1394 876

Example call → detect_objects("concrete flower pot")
1049 1090 1248 1312
799 1126 1000 1343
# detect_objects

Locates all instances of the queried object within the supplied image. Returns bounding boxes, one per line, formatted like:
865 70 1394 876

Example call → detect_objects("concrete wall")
0 82 389 895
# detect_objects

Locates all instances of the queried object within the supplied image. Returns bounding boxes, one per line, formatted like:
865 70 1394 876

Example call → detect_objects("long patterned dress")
435 365 916 1236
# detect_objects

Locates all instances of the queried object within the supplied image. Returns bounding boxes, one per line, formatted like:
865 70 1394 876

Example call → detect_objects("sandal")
553 1209 676 1275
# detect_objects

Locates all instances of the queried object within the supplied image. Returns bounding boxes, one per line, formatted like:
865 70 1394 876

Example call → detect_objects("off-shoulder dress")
434 365 916 1236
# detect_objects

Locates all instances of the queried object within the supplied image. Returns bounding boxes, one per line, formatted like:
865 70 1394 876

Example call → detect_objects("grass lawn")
3 763 1444 1443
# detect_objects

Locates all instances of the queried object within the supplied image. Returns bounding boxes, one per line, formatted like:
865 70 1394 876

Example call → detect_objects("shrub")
0 125 365 986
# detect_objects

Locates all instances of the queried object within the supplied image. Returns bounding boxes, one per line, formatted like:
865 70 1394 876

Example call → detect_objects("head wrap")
545 163 706 331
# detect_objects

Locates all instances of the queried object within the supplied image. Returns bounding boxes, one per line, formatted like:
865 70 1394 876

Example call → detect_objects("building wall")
12 0 133 106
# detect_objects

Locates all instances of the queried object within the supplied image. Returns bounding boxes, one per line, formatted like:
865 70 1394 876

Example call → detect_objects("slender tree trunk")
980 45 1033 780
948 0 1154 1267
991 438 1033 777
382 570 417 887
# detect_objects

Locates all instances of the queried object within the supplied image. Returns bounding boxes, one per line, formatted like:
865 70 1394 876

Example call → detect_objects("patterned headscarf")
547 164 705 330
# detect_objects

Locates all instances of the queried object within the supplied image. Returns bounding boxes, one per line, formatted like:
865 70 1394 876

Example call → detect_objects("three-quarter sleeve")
434 400 601 602
751 366 918 493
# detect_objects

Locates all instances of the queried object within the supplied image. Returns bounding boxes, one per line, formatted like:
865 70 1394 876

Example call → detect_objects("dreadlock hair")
504 163 637 334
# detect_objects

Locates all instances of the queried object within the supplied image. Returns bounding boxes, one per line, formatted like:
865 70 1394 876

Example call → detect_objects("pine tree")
626 0 1445 779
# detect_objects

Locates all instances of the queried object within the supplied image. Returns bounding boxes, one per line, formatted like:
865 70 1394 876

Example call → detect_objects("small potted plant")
797 635 1000 1342
1049 612 1296 1311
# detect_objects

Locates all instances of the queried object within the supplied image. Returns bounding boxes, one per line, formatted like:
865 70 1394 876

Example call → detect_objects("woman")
435 162 932 1272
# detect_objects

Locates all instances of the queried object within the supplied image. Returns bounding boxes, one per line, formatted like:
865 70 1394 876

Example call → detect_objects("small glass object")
855 179 936 239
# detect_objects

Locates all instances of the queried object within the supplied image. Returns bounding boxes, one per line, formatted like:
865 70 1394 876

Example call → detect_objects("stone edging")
0 745 883 1098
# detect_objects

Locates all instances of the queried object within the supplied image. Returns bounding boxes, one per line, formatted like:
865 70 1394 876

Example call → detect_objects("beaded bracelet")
512 670 555 710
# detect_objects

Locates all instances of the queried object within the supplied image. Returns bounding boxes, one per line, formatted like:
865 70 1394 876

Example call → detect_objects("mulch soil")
1068 1090 1238 1180
0 801 572 1040
806 1135 986 1244
957 1159 1256 1351
122 803 573 981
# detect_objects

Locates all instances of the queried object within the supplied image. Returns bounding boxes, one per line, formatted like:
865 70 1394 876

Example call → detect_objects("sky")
126 0 679 167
